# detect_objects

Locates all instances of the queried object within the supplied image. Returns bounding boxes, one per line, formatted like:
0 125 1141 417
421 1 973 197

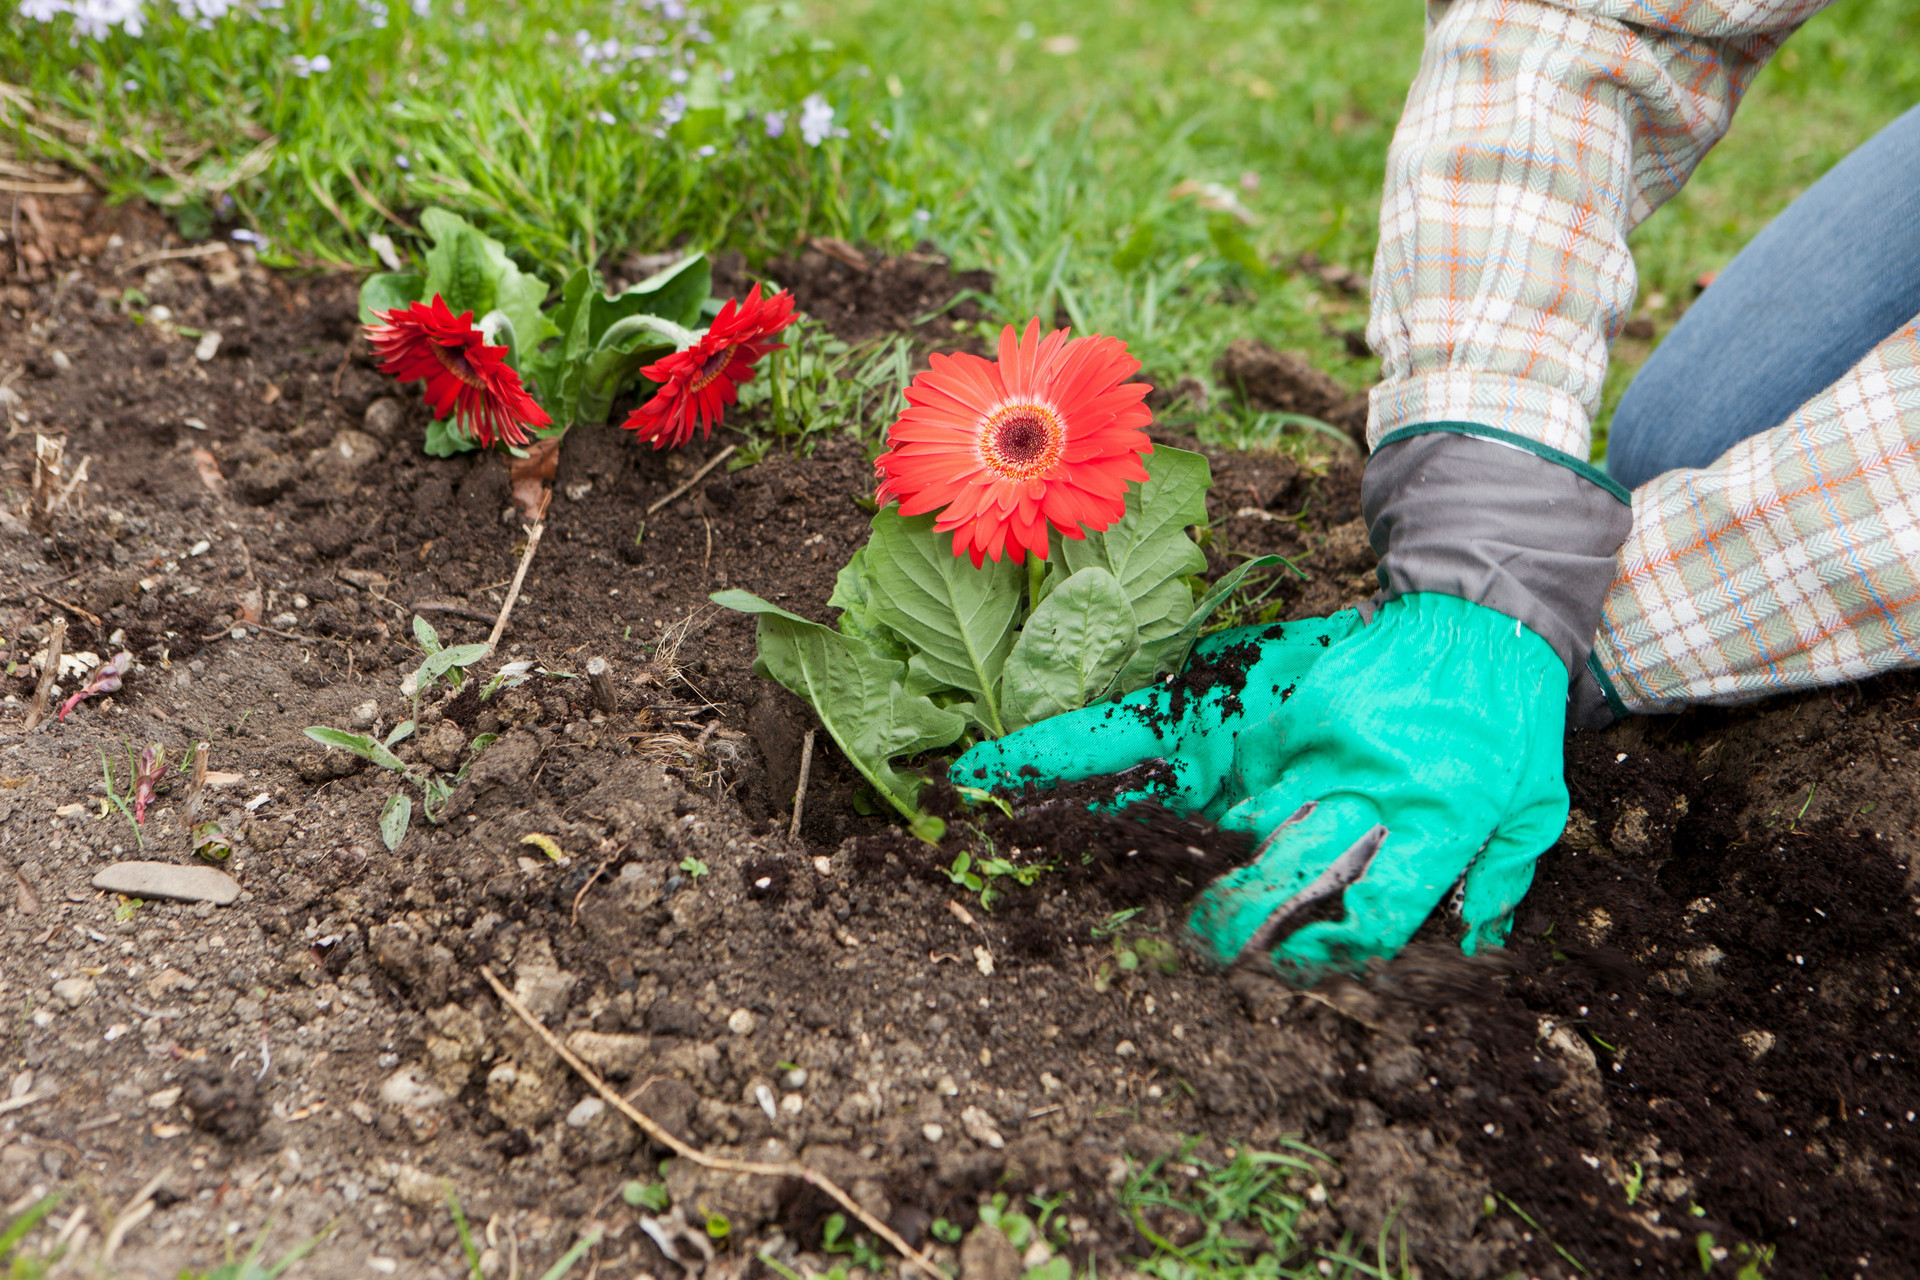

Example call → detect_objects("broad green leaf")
1058 446 1210 640
419 208 556 364
358 272 423 325
522 266 593 413
380 793 412 851
620 252 711 330
413 615 443 655
861 509 1023 736
828 546 909 661
575 315 692 425
385 719 416 748
1001 567 1138 732
712 589 965 824
304 725 407 772
1104 555 1282 698
423 417 479 456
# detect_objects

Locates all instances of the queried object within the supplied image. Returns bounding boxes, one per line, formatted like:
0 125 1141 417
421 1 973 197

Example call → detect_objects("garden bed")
0 185 1915 1280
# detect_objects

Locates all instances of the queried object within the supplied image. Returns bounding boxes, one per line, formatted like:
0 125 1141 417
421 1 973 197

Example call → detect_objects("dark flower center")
980 402 1065 479
691 343 737 391
432 341 483 388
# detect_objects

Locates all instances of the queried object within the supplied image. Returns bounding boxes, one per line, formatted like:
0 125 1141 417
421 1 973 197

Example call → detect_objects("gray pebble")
91 861 240 905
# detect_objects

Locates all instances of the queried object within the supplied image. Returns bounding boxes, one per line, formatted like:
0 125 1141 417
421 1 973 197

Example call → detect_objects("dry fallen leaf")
190 447 226 498
507 438 559 523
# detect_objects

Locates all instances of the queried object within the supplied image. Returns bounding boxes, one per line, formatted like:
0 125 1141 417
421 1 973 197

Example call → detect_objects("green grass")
1119 1142 1409 1279
4 0 1918 460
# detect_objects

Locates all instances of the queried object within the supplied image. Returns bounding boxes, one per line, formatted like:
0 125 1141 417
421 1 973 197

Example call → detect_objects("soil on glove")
0 178 1913 1280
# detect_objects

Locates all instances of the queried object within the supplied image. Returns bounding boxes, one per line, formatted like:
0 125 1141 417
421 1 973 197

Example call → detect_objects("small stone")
91 861 239 905
780 1093 804 1115
51 977 94 1008
1741 1030 1777 1060
726 1007 758 1036
379 1067 448 1111
349 700 379 729
363 397 406 437
566 1097 606 1129
147 1086 183 1111
194 331 222 362
564 1030 649 1079
960 1223 1022 1280
921 1122 944 1143
783 1067 808 1090
960 1104 1005 1150
1115 1040 1137 1058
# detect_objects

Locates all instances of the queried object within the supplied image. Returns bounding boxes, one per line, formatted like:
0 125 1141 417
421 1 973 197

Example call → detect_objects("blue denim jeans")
1604 102 1920 490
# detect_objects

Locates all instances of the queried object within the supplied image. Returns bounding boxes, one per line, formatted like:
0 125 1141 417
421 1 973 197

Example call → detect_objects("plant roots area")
0 190 1916 1280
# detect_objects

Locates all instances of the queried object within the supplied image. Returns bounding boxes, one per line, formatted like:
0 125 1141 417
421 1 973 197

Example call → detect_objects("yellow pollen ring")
978 400 1065 480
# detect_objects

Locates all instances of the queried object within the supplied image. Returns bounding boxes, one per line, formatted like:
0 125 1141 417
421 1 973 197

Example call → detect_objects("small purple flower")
763 111 786 139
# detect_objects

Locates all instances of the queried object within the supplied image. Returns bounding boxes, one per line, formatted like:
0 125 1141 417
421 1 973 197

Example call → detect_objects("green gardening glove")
951 610 1368 820
1187 592 1568 975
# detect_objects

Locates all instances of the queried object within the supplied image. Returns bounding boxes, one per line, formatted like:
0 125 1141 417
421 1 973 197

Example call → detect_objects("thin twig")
570 855 615 928
23 616 64 731
485 495 550 657
789 729 816 842
645 444 736 516
35 590 99 628
479 967 943 1278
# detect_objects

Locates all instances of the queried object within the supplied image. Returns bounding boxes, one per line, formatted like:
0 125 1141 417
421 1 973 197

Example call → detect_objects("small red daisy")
621 284 796 449
873 320 1154 567
365 296 551 449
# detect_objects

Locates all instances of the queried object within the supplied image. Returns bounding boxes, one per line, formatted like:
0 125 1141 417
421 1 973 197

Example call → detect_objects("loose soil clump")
0 180 1913 1280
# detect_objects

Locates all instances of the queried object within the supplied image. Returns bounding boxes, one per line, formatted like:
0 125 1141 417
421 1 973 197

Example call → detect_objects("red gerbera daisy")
873 319 1153 567
365 295 551 449
621 284 796 449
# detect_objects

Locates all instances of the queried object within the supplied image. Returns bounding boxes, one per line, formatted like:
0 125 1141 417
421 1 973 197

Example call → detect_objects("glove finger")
1458 773 1569 955
949 689 1233 812
1187 787 1388 968
1274 821 1486 976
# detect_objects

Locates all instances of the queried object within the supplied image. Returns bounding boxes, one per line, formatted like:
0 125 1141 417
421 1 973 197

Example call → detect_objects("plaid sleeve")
1365 0 1826 458
1595 313 1920 710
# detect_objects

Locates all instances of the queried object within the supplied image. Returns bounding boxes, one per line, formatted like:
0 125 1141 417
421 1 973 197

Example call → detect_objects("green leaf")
358 272 424 325
617 251 711 331
417 643 490 689
712 589 965 824
576 314 693 425
380 793 412 851
1058 446 1210 640
1000 567 1138 731
1104 555 1282 698
418 207 556 364
304 726 407 772
423 417 479 456
828 546 909 661
384 719 416 748
861 508 1023 736
412 615 443 655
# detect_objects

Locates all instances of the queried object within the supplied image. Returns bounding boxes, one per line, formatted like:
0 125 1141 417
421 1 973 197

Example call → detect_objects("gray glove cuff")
1360 427 1632 674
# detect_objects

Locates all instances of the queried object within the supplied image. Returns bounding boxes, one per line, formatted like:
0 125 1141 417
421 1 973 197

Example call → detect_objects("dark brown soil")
0 178 1914 1280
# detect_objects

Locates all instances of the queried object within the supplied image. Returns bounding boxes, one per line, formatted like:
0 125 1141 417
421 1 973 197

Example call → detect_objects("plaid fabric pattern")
1595 315 1920 710
1366 0 1825 456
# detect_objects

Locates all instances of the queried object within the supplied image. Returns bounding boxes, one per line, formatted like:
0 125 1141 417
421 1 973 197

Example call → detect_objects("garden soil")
0 183 1915 1280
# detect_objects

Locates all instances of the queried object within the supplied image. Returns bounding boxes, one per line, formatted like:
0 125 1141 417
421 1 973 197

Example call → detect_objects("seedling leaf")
380 793 412 851
304 726 407 772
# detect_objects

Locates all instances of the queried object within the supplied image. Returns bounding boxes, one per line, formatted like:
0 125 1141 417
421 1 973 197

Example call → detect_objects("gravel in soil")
0 181 1914 1280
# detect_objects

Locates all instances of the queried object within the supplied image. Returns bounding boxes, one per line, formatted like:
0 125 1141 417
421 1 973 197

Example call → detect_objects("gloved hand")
1185 592 1568 975
951 609 1367 821
952 593 1569 976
